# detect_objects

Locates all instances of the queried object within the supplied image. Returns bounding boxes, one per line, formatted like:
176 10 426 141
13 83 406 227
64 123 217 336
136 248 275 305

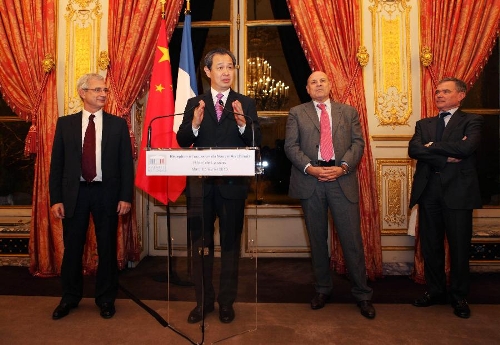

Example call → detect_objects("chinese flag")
135 19 186 204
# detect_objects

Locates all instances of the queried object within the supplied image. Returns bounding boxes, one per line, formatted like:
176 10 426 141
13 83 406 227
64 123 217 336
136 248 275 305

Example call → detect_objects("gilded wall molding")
371 134 412 141
64 0 103 114
376 158 413 235
369 0 412 128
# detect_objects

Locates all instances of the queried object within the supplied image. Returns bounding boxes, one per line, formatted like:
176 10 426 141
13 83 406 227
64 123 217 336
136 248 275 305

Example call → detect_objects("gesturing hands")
192 100 206 129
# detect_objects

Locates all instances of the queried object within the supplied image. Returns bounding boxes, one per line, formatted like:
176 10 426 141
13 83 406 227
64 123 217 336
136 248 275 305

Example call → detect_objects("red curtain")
0 0 61 276
0 0 183 276
287 0 383 280
413 0 500 283
72 0 185 274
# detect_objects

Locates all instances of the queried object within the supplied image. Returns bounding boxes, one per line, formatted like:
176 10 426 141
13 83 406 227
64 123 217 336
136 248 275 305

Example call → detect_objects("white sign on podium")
146 148 258 176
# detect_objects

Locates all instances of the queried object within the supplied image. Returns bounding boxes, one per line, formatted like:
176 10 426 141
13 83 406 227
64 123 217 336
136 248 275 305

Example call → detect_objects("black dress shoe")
187 305 214 324
99 302 116 319
452 299 470 319
311 293 330 310
357 300 376 319
52 302 78 320
412 292 447 307
219 304 235 323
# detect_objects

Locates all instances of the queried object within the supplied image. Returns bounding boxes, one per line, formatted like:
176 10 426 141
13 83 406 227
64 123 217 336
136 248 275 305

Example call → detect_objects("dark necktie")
435 112 450 142
318 103 334 161
82 114 96 182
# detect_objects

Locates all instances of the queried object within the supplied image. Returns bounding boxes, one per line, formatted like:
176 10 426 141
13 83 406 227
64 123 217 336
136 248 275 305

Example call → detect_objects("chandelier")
246 57 289 111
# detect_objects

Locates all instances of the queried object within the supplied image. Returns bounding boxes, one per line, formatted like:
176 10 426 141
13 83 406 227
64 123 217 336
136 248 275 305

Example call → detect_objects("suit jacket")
49 111 134 217
284 100 365 202
408 109 483 209
176 89 262 199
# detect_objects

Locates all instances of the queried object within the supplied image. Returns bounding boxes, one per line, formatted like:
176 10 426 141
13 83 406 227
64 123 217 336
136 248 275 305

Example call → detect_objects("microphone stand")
148 107 197 286
146 104 197 150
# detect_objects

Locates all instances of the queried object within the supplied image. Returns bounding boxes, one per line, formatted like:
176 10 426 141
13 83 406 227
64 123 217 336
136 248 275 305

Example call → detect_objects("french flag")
174 13 198 131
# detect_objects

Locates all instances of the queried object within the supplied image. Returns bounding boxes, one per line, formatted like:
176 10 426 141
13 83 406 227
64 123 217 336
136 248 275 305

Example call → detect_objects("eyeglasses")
83 87 110 94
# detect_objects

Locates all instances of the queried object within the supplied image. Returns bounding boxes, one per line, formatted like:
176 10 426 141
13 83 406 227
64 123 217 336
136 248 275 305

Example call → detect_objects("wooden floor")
1 295 499 344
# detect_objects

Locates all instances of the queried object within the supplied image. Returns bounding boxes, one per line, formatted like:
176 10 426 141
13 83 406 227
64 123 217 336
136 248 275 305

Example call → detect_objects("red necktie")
216 93 223 121
82 114 96 182
318 103 334 161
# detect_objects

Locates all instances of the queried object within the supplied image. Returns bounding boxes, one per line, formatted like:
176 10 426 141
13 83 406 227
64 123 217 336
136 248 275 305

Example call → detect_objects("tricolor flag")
174 12 198 131
135 19 186 204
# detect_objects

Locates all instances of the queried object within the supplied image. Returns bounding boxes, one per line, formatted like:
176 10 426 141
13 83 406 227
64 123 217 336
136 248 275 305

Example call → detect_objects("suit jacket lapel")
422 116 439 141
305 102 320 131
222 89 238 122
330 101 342 139
442 110 464 141
72 112 83 157
101 112 110 154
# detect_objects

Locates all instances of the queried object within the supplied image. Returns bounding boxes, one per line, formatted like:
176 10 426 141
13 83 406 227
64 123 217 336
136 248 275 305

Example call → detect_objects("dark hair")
439 77 467 93
204 48 236 70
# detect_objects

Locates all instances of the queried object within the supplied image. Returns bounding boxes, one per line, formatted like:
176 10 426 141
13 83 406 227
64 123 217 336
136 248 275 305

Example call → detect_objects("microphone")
218 99 256 148
147 104 197 150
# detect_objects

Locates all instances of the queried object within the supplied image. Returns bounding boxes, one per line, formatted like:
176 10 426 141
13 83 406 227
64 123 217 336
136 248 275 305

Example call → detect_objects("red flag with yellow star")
135 19 186 204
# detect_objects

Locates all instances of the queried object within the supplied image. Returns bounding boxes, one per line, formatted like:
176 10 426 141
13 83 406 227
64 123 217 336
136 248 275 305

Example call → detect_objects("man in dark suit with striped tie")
409 77 483 319
177 48 261 324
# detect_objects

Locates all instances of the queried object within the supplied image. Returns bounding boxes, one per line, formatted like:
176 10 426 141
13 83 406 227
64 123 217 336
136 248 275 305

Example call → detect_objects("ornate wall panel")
370 0 412 128
63 0 104 114
376 158 412 234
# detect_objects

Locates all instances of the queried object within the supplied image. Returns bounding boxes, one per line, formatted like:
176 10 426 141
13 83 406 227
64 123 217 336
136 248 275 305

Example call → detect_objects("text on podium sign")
146 148 257 176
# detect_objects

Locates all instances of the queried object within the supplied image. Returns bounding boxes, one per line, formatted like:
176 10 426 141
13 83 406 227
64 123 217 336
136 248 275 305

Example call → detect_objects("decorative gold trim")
470 261 500 265
371 135 413 141
356 46 369 67
471 237 500 243
381 246 414 251
420 46 432 67
461 109 500 116
42 54 56 73
64 0 103 114
370 0 413 128
97 50 109 71
376 158 413 235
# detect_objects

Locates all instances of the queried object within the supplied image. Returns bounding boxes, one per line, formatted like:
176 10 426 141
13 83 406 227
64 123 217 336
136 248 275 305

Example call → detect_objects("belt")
80 180 102 186
316 160 335 167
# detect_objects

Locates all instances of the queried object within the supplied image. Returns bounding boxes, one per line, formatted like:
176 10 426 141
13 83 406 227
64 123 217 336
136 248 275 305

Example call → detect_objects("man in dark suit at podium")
409 77 483 319
177 48 261 324
49 73 134 320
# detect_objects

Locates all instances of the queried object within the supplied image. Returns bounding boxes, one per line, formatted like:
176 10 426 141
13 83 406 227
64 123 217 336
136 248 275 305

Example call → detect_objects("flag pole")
153 0 194 287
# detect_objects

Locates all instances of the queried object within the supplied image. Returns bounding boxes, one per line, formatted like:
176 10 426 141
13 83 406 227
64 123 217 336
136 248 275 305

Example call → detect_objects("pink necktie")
318 103 334 161
216 93 224 121
82 114 96 182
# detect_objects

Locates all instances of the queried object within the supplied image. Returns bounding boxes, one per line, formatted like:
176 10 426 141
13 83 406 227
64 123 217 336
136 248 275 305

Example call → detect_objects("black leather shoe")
99 302 116 319
452 299 470 319
187 305 214 324
219 304 235 323
412 292 447 307
52 302 78 320
357 300 376 319
311 293 330 310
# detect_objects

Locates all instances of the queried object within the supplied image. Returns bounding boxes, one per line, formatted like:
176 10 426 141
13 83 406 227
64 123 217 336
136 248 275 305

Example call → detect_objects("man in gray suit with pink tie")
284 71 375 319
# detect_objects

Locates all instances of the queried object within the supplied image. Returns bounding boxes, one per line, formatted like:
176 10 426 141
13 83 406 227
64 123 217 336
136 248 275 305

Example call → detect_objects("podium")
146 147 261 343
